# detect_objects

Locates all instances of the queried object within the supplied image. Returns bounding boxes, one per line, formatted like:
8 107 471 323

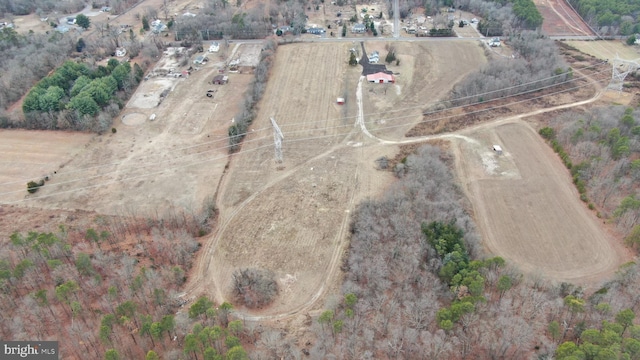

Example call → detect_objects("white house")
208 42 220 52
352 23 367 33
116 48 127 57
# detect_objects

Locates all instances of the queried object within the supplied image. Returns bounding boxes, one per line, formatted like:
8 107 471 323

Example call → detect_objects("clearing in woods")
186 40 491 315
453 121 628 284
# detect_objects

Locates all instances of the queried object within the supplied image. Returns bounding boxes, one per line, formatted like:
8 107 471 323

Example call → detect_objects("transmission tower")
270 117 284 163
609 56 640 91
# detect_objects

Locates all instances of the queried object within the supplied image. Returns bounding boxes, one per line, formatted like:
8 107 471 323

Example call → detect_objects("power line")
0 60 607 189
0 65 610 201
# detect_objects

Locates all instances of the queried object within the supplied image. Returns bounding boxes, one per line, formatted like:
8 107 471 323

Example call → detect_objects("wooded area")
567 0 640 35
20 59 143 132
278 144 640 359
0 201 227 359
449 30 569 105
0 28 76 116
544 106 640 243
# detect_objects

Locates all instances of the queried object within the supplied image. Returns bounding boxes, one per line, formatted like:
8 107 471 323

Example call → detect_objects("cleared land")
564 40 640 61
0 130 94 204
191 42 368 315
453 121 628 283
534 0 594 36
187 40 488 315
1 44 260 215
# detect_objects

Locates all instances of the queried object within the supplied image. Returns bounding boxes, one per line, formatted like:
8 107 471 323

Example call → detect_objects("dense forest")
567 0 640 35
20 59 144 132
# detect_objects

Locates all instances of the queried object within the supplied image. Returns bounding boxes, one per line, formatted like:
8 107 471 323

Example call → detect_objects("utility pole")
270 117 284 163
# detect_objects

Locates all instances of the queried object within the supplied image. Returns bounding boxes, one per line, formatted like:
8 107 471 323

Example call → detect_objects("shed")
213 75 228 84
492 145 503 155
366 72 395 83
336 97 345 105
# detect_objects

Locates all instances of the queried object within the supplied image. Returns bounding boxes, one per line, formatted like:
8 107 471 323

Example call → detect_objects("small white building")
115 48 127 57
208 42 220 52
352 23 367 33
492 145 503 155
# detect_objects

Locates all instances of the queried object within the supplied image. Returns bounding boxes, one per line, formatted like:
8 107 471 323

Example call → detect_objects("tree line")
543 106 640 243
228 39 277 152
567 0 640 36
0 0 84 16
19 58 144 132
0 28 76 118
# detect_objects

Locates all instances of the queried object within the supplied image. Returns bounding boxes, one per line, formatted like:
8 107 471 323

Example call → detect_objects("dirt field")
3 43 261 215
564 40 640 61
0 130 94 204
453 121 629 283
534 0 594 36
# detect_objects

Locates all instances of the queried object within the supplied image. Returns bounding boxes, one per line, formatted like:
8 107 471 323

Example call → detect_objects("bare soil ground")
534 0 594 36
0 130 94 204
453 121 630 284
2 43 261 216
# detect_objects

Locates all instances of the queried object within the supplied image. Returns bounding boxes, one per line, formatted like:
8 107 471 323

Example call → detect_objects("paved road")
231 34 601 46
